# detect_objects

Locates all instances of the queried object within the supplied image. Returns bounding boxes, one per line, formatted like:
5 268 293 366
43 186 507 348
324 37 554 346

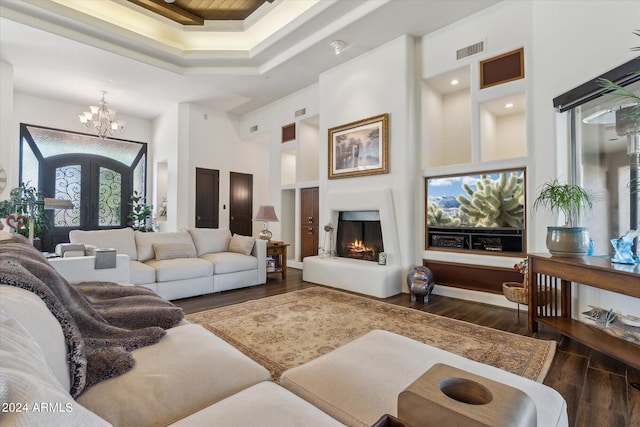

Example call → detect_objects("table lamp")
253 205 279 241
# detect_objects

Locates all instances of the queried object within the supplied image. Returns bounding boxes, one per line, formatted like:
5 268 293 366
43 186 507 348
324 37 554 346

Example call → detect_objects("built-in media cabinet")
527 254 640 370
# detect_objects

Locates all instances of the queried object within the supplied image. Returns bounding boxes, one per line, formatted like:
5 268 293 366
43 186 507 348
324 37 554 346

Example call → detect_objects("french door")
20 123 147 252
42 155 132 249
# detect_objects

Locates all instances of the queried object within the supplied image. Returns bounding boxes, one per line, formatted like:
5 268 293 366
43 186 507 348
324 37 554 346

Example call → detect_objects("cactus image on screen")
456 172 524 228
427 202 461 226
427 169 525 229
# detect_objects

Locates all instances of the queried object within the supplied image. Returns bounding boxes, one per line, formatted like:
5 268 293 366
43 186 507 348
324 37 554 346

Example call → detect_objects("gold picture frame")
328 113 389 179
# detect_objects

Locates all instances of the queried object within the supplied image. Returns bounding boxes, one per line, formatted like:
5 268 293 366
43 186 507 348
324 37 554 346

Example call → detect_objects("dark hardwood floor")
174 268 639 427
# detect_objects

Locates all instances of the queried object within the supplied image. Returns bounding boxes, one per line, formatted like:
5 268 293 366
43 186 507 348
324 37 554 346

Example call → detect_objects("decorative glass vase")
611 238 636 264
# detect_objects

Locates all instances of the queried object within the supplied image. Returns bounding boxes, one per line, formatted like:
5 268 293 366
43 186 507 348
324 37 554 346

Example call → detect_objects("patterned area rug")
186 287 556 382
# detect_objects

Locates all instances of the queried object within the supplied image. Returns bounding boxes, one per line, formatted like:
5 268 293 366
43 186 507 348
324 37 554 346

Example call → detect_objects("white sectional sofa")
67 227 266 300
0 286 346 427
0 231 346 427
1 231 567 427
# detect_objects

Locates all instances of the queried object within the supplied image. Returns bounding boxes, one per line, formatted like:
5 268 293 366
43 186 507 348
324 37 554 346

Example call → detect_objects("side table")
267 241 289 280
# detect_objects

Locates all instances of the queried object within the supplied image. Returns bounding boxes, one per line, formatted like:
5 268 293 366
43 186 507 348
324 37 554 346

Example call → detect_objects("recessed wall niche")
298 116 319 183
480 93 527 161
281 149 296 186
422 66 471 168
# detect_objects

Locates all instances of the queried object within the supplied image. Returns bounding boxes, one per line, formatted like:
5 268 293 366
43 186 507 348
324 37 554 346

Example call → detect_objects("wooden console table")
527 253 640 370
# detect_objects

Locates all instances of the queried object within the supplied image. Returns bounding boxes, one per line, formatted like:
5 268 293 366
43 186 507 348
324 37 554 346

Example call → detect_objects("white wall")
319 35 418 278
419 1 533 307
235 84 319 243
530 0 640 316
414 0 640 311
151 104 180 230
152 102 270 233
186 103 270 234
0 61 15 199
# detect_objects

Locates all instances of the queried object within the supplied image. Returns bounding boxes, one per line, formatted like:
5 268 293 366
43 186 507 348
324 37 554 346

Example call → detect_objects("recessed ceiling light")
450 79 459 85
505 103 514 109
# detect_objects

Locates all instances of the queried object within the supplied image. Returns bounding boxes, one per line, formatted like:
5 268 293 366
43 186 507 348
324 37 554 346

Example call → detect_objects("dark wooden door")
229 172 253 236
195 168 219 228
300 187 319 259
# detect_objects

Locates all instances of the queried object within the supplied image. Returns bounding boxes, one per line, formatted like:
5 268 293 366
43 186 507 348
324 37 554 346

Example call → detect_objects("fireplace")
303 189 402 298
336 210 384 262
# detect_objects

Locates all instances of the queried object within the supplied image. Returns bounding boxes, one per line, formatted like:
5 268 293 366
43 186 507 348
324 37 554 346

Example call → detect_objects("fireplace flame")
349 239 375 255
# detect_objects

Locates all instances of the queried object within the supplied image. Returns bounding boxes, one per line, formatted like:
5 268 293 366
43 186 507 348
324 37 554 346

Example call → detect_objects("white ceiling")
0 0 500 119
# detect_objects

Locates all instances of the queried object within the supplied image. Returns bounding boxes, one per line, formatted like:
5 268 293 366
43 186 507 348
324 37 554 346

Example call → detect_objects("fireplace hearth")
336 210 383 262
302 188 402 298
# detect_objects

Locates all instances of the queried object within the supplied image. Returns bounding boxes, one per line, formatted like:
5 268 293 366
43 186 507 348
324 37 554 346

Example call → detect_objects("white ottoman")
168 382 346 427
280 330 568 427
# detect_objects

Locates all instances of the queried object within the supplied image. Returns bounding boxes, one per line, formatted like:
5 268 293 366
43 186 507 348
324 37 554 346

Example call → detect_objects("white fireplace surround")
326 188 401 264
303 188 403 298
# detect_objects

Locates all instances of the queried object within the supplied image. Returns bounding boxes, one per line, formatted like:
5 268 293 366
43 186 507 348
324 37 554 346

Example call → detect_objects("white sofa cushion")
70 227 138 260
146 258 214 282
130 260 156 285
153 243 197 260
0 286 70 392
200 251 259 274
280 330 568 427
135 231 196 262
189 228 232 256
169 382 346 427
77 324 271 427
0 311 110 427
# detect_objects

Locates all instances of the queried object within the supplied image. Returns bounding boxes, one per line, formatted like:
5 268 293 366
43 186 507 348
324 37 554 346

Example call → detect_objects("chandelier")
79 91 125 139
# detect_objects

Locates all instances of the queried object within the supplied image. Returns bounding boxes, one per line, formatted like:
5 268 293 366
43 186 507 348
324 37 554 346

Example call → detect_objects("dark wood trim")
480 48 524 89
423 259 523 294
282 123 296 143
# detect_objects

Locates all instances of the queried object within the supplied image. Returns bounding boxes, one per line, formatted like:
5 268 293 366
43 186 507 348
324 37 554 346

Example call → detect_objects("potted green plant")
128 191 154 232
7 183 52 247
533 179 594 256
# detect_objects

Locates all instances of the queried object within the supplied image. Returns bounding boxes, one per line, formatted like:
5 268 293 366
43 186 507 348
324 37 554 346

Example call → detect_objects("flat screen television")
425 168 526 253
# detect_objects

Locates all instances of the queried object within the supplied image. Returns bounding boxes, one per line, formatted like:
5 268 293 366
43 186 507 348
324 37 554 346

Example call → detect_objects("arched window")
20 124 147 250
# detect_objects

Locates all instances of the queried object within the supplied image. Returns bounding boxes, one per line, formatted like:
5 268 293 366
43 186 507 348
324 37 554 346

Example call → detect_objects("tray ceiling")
127 0 274 25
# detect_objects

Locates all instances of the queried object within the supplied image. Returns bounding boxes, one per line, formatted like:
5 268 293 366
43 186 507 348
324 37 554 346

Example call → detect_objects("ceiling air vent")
249 125 258 133
294 108 306 118
457 41 484 60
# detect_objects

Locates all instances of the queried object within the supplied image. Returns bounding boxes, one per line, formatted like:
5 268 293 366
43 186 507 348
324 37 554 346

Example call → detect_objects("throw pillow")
153 243 197 261
188 228 232 255
228 234 255 256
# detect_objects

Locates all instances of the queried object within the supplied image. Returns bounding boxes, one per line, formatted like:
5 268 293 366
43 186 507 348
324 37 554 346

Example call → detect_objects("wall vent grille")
249 125 258 133
457 41 484 60
294 108 306 117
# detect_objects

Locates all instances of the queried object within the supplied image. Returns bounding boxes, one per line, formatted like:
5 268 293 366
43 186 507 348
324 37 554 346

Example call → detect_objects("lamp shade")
253 205 279 222
43 198 74 209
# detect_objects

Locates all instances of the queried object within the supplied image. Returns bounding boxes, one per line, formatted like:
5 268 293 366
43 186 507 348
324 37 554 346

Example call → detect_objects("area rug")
186 287 556 382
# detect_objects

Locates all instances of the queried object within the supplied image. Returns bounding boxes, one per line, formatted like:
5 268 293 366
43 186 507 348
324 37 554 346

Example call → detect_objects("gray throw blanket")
0 235 184 397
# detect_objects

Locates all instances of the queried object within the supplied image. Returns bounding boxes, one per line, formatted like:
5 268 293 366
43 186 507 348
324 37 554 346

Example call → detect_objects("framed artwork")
328 113 389 179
